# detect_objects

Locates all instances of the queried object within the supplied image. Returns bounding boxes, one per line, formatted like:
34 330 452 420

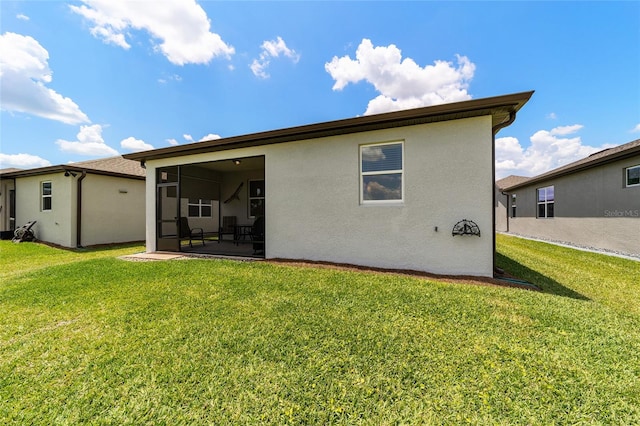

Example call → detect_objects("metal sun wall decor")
451 219 481 237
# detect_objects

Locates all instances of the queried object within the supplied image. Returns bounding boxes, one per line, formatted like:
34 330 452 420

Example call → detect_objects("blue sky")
1 1 639 178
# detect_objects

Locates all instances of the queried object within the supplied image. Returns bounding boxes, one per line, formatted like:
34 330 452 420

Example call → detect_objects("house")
123 91 533 277
0 156 146 248
497 139 640 258
495 174 530 233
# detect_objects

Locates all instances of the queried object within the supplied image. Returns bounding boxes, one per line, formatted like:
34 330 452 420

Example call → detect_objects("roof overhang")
504 142 640 191
0 165 145 180
124 91 534 163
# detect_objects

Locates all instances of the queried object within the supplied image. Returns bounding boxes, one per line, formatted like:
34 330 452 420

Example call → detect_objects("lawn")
1 236 639 424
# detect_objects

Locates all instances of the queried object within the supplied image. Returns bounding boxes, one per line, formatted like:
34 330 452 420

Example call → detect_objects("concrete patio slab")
119 252 187 261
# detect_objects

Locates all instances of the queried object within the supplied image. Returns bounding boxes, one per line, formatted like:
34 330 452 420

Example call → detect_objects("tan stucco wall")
13 173 145 247
15 174 75 247
80 174 145 246
145 115 495 276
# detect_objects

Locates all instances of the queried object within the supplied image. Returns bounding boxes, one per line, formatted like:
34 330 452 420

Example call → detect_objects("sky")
1 1 639 179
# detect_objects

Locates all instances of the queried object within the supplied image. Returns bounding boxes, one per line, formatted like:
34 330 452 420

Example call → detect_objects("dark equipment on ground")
12 221 37 243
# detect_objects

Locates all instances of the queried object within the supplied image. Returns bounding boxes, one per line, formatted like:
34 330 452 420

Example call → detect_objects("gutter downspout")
492 110 516 276
76 170 87 248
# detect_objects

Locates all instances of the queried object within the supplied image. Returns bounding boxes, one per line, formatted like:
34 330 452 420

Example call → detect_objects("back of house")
125 91 533 277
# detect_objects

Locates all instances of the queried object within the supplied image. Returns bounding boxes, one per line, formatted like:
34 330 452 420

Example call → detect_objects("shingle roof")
503 139 640 191
66 156 146 178
0 156 145 179
0 168 22 175
496 175 529 190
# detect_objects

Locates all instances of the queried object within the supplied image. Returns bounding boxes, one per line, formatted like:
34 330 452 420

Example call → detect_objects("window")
360 141 403 203
537 186 554 218
248 180 265 218
626 165 640 187
42 181 52 211
511 194 517 217
188 199 212 218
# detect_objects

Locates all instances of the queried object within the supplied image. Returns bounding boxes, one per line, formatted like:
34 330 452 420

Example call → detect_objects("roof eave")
504 144 640 191
124 91 534 162
0 165 145 180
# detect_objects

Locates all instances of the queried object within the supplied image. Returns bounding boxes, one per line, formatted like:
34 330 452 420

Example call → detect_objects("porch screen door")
156 167 180 251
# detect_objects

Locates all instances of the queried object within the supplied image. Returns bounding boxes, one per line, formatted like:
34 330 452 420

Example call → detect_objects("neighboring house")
0 156 146 248
497 139 640 257
124 91 533 277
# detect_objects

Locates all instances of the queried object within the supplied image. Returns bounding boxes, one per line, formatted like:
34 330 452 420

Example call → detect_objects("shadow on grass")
496 252 590 301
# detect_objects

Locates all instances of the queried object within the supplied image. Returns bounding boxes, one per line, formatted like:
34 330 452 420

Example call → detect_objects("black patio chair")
178 217 205 248
251 216 265 255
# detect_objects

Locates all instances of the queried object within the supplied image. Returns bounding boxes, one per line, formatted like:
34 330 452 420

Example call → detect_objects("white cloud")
546 112 557 120
158 74 182 84
251 36 300 79
198 133 221 141
70 0 234 65
17 14 30 21
121 136 154 152
0 153 51 169
325 38 475 115
0 32 90 125
56 124 119 156
495 124 615 179
632 123 640 133
183 134 193 141
550 124 583 136
167 138 179 146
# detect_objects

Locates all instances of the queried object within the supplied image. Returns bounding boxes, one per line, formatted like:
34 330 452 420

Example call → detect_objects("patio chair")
219 215 236 243
251 216 265 255
179 217 205 247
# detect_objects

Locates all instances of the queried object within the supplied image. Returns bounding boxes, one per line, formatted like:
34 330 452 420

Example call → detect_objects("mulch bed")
266 258 540 291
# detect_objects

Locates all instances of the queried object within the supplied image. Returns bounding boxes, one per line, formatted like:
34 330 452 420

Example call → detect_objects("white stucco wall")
145 115 494 276
267 116 494 276
80 174 145 246
15 174 75 247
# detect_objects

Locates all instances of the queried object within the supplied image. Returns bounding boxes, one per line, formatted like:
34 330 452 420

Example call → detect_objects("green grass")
496 233 640 316
1 238 639 424
0 241 144 281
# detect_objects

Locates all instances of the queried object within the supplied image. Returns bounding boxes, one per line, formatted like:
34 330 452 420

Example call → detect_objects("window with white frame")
537 186 554 218
626 165 640 187
188 199 212 218
360 141 403 203
42 181 52 211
